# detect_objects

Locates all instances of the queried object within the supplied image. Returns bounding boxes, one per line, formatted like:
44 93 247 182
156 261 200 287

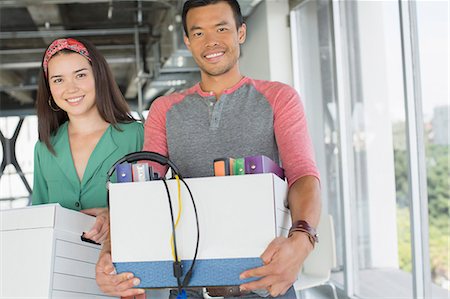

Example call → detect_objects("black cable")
106 152 200 294
180 178 200 288
161 178 182 294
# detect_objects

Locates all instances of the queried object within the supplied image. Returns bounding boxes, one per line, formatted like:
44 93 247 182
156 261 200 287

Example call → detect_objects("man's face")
183 2 246 77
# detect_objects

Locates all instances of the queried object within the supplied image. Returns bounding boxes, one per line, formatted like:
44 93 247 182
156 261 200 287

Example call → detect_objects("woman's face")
47 52 97 119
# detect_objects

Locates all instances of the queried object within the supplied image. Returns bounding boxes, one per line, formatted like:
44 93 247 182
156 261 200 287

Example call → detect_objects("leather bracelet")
288 220 318 248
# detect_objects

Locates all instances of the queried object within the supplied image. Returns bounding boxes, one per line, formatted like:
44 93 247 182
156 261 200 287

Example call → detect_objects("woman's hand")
81 207 110 244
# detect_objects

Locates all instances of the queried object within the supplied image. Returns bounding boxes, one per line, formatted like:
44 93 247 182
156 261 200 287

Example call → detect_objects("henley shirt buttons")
75 202 80 208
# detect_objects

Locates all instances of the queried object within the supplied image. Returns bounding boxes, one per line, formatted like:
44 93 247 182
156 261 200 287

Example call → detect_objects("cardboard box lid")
0 203 95 233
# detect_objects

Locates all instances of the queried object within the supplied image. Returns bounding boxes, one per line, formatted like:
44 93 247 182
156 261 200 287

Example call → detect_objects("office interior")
0 0 448 298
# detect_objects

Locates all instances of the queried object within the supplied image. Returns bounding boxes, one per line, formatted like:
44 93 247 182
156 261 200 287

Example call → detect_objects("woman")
32 38 143 243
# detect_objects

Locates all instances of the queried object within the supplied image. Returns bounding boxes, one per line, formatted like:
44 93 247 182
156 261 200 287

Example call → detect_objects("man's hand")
81 208 109 244
96 251 146 297
239 233 313 297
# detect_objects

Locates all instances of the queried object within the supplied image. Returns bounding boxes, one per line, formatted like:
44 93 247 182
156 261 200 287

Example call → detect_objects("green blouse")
32 121 144 211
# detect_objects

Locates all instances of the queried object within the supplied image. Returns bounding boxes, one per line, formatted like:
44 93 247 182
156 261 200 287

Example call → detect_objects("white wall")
239 0 270 80
240 0 293 85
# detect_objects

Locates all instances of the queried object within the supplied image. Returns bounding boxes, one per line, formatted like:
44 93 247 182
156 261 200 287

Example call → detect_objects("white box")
0 204 117 299
109 173 290 288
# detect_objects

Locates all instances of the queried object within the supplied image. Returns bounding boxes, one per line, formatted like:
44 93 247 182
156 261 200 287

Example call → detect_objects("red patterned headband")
43 38 91 76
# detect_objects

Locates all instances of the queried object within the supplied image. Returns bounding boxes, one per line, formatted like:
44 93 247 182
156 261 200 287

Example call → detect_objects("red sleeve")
143 94 183 177
255 80 320 187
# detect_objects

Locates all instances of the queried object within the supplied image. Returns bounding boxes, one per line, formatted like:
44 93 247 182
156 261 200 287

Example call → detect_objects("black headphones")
106 151 181 181
106 151 199 291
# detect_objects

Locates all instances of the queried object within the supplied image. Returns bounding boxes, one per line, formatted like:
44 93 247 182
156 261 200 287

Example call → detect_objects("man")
96 0 321 298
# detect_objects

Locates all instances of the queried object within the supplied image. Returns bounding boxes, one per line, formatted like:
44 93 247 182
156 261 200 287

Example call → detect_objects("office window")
292 1 410 294
416 1 449 294
290 0 343 269
343 1 413 297
293 0 444 297
292 0 450 297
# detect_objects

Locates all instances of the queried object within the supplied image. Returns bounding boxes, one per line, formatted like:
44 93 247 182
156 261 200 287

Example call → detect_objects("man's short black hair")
182 0 244 37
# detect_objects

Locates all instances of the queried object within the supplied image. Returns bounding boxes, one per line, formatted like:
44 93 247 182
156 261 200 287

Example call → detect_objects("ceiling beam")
0 57 136 70
0 71 34 104
0 44 136 55
0 27 150 39
0 0 174 8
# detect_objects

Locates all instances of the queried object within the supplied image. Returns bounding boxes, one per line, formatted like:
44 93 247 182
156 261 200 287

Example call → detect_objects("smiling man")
95 1 321 298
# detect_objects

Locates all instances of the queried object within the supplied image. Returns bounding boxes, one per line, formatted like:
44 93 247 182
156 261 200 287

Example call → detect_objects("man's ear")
183 34 191 50
238 23 247 44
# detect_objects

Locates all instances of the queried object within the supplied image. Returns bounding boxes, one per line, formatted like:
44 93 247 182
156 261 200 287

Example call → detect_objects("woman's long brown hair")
36 37 134 154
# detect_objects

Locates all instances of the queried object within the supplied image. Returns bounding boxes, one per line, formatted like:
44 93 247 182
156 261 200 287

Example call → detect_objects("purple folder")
244 155 285 180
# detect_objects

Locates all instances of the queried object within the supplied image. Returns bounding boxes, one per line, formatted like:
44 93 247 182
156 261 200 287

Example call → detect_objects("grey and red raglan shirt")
143 76 319 187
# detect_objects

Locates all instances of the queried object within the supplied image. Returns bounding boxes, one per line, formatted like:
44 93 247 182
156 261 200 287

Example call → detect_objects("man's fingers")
267 281 291 297
260 238 283 265
96 252 114 273
240 275 273 292
123 294 146 299
240 263 272 280
109 287 144 297
110 272 135 285
95 251 145 297
113 277 141 291
122 293 146 299
97 270 143 296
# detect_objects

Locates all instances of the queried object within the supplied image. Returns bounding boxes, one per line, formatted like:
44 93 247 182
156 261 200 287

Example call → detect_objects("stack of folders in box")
213 155 285 180
116 162 159 183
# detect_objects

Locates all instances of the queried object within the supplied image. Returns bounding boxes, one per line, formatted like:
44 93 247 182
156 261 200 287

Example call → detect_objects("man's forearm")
287 175 321 227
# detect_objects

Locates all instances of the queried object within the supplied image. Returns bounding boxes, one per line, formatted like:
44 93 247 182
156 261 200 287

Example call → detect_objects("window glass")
340 2 412 296
416 1 450 294
291 0 343 273
292 0 422 296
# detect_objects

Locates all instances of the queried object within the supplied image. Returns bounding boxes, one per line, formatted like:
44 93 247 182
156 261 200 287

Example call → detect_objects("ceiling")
0 0 262 116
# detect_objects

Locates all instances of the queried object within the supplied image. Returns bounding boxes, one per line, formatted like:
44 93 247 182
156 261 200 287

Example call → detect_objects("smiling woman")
47 53 97 121
32 38 144 244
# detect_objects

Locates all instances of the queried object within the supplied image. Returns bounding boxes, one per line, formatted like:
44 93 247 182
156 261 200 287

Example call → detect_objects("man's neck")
199 67 243 99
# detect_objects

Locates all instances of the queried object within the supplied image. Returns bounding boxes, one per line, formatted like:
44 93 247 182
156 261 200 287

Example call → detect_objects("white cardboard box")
0 204 117 298
109 173 290 288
